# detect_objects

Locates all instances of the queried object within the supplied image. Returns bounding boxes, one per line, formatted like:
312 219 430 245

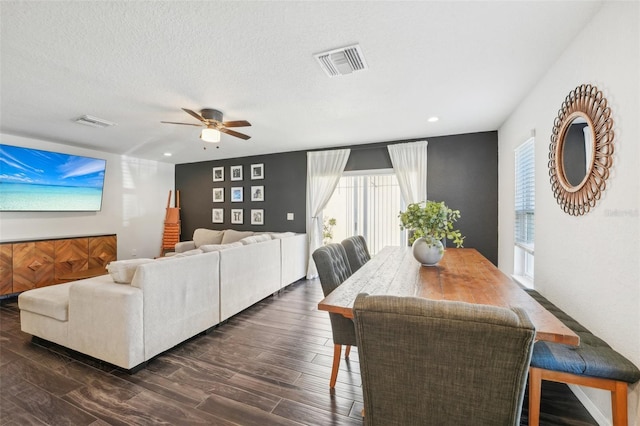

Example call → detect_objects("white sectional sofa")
18 230 308 371
219 237 281 321
175 229 308 320
19 251 221 371
174 228 308 290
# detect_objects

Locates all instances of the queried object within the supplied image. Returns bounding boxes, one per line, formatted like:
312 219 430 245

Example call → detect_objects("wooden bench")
525 289 640 426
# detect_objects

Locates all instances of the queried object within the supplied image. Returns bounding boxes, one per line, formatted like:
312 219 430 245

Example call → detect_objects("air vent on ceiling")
314 44 368 77
75 115 115 128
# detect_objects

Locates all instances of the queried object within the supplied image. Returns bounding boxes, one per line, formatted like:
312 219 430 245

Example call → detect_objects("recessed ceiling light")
427 116 439 123
163 152 172 157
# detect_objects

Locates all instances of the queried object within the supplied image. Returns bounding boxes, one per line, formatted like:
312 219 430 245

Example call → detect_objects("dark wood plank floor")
0 279 597 425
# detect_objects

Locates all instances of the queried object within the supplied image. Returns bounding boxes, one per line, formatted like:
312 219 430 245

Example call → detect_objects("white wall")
0 134 175 260
498 2 639 424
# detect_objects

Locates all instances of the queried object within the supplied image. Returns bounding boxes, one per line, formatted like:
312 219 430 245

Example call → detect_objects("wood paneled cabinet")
0 244 13 295
0 234 116 297
12 240 55 292
54 238 88 283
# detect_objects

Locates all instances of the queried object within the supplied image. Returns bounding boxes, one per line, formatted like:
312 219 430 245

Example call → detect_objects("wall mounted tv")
0 144 107 212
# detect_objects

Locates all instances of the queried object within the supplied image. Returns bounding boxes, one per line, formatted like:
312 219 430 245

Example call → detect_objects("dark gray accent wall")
425 132 498 265
336 132 498 264
175 151 307 237
175 131 498 264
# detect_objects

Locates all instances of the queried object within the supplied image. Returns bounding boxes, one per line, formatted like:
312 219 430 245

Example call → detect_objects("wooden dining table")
318 246 579 346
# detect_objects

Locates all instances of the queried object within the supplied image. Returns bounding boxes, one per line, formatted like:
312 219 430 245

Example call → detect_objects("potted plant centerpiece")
399 200 464 266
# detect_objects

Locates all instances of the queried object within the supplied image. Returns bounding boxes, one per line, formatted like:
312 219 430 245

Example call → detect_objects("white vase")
412 237 444 266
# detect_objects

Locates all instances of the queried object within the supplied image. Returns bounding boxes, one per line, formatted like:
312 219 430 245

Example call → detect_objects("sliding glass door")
323 170 406 255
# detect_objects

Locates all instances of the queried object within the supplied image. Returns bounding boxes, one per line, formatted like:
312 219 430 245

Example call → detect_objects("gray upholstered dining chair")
353 294 536 426
312 243 356 389
341 235 371 273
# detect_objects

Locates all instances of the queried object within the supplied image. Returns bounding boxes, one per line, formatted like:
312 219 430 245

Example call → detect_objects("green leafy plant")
323 217 337 244
399 201 465 247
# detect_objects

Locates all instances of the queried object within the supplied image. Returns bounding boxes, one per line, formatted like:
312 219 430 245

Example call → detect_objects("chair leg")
528 367 542 426
345 345 351 359
611 381 628 426
532 368 630 426
330 344 342 389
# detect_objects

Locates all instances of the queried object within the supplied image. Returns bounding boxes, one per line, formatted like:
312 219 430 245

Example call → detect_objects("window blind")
515 139 535 251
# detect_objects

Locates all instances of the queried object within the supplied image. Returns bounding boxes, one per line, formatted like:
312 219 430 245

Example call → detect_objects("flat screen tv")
0 144 107 212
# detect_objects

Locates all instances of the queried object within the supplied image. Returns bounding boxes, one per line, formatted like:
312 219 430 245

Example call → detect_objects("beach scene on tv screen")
0 144 106 211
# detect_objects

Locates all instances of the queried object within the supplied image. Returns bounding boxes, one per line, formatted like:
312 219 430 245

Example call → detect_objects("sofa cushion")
155 254 178 261
221 230 254 244
200 242 243 252
270 232 295 239
193 228 225 248
18 282 74 321
174 241 196 253
240 234 272 245
180 248 204 256
240 236 258 245
107 258 155 284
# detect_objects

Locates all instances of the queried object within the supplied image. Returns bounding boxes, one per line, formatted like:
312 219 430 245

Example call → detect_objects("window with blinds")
515 138 535 251
514 138 535 285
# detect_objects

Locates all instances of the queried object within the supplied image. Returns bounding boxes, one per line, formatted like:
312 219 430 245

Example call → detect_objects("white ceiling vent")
75 115 115 128
314 44 368 77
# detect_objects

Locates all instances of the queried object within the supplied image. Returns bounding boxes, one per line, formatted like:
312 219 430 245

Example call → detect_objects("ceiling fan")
162 108 251 141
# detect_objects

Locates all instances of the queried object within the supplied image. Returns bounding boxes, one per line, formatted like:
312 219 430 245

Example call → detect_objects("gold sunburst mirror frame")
548 84 615 216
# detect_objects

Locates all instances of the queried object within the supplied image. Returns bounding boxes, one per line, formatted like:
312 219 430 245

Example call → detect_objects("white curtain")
388 141 428 204
305 149 350 279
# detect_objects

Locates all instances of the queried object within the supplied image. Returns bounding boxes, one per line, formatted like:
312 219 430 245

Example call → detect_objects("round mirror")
558 113 594 188
549 84 614 216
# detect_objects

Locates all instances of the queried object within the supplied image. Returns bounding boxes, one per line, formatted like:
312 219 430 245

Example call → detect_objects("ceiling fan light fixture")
201 128 220 143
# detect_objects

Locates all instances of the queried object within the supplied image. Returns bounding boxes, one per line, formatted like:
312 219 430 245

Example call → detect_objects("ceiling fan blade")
222 120 251 128
219 127 251 140
182 108 207 123
161 121 202 127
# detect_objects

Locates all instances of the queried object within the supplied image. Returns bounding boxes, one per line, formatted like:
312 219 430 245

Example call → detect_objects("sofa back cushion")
193 228 225 248
270 232 296 239
200 242 243 252
178 248 204 256
221 229 254 244
107 258 155 284
240 234 272 245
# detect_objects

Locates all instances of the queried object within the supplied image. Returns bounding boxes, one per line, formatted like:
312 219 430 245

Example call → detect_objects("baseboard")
568 384 610 426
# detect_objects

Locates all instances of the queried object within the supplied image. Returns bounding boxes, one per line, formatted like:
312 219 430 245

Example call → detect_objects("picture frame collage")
212 163 265 225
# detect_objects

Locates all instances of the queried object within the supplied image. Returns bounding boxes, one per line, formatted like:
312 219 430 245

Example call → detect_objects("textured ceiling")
1 1 602 164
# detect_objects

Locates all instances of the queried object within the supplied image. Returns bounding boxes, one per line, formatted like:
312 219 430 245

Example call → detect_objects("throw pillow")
221 229 254 244
239 236 259 245
254 234 272 242
107 258 155 284
193 228 225 248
